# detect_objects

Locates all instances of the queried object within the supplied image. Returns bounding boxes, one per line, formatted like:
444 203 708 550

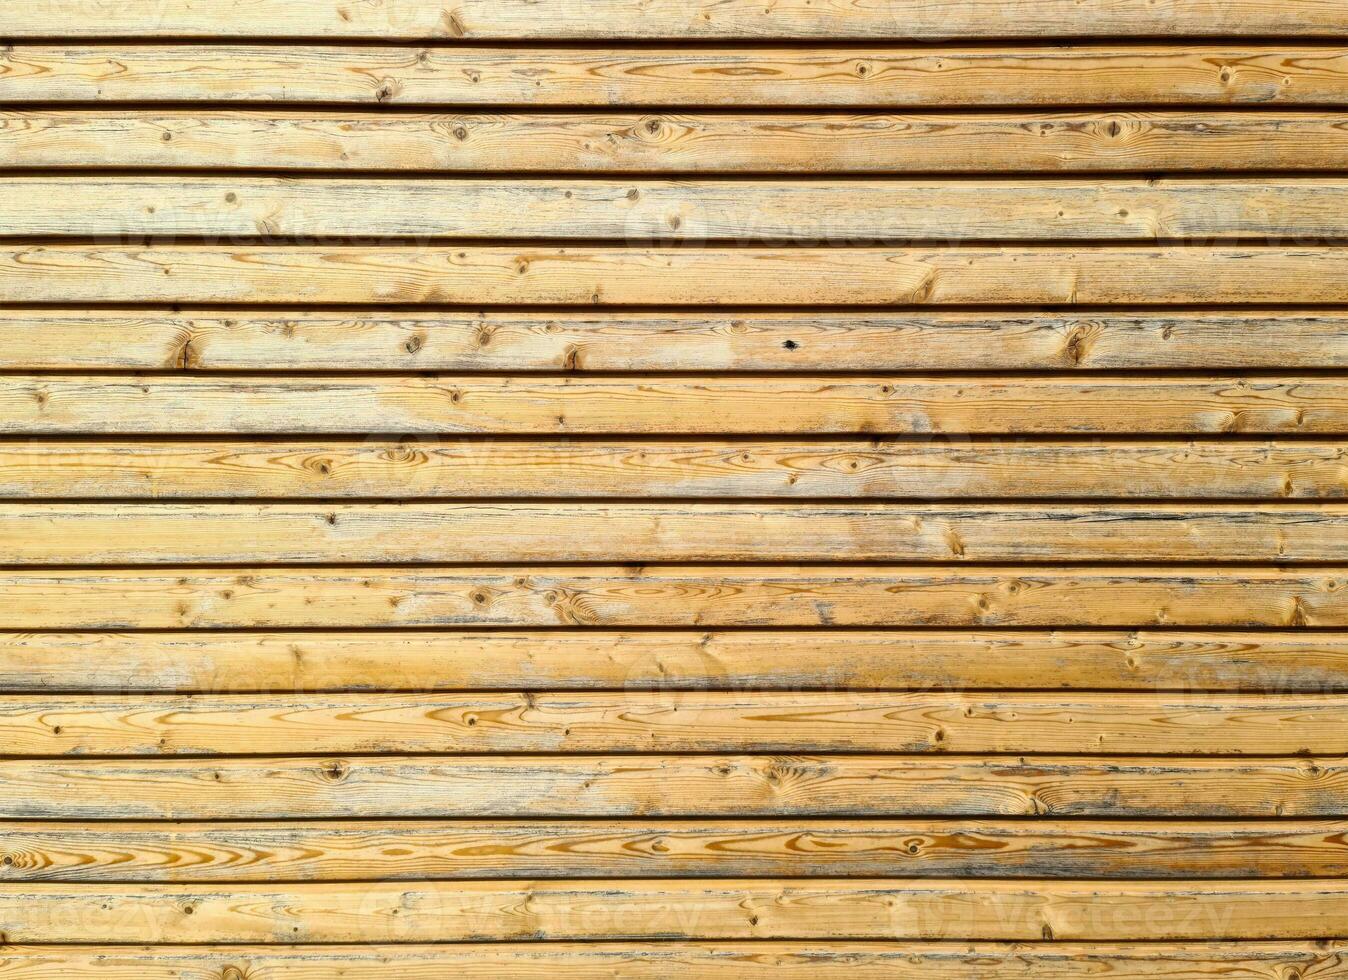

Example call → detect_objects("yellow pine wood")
11 245 1348 305
6 309 1348 370
2 943 1347 979
7 819 1348 883
4 0 1345 39
6 45 1348 106
5 630 1348 693
9 110 1348 172
7 691 1348 756
4 754 1343 820
4 879 1348 942
0 566 1339 629
16 176 1348 241
8 502 1348 564
5 439 1348 499
5 375 1346 435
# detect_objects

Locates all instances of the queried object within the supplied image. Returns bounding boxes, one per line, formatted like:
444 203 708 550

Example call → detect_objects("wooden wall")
2 1 1348 976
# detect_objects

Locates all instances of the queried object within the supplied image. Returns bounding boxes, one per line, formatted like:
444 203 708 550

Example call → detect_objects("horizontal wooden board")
8 818 1348 882
11 246 1348 305
6 439 1348 500
5 754 1343 819
9 502 1348 564
8 691 1348 756
9 111 1348 172
17 176 1348 242
6 310 1348 371
5 0 1346 39
3 943 1347 980
6 376 1346 435
5 879 1348 942
1 566 1340 629
6 630 1348 693
6 45 1348 107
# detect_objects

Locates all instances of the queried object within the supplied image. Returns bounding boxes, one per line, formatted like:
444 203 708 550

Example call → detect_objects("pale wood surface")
11 111 1348 172
6 375 1346 434
5 439 1348 499
6 45 1348 106
5 691 1348 756
0 566 1341 629
10 246 1348 305
2 943 1346 979
5 755 1343 819
16 176 1348 241
3 0 1345 39
6 879 1348 942
5 630 1347 693
4 310 1347 370
7 502 1348 564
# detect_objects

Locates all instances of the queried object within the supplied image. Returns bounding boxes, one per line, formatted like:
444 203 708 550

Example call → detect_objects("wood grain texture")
11 245 1348 305
6 45 1348 106
2 943 1346 980
7 819 1348 882
1 566 1341 630
4 0 1346 39
6 310 1348 371
12 0 1348 957
9 111 1348 172
6 630 1348 693
17 176 1348 242
5 754 1344 819
6 375 1346 435
7 691 1348 756
5 879 1348 942
9 502 1348 564
6 439 1348 500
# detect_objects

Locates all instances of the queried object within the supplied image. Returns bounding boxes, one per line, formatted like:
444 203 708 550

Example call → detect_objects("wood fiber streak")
7 375 1348 434
5 879 1348 942
5 819 1348 882
16 177 1348 242
10 246 1348 305
4 439 1348 499
5 0 1348 39
8 502 1348 564
9 111 1348 172
3 691 1348 756
5 45 1348 106
4 630 1348 692
0 566 1343 629
3 310 1348 371
1 943 1347 979
5 754 1346 820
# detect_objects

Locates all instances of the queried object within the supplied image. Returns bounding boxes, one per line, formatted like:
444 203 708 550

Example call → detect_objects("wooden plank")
8 111 1348 173
5 754 1343 820
5 439 1348 500
4 879 1348 942
3 943 1347 980
4 0 1345 39
8 819 1348 882
17 176 1348 242
5 310 1348 371
8 502 1348 564
7 45 1348 106
6 630 1348 693
7 691 1348 756
10 246 1348 305
6 376 1346 435
0 566 1340 629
